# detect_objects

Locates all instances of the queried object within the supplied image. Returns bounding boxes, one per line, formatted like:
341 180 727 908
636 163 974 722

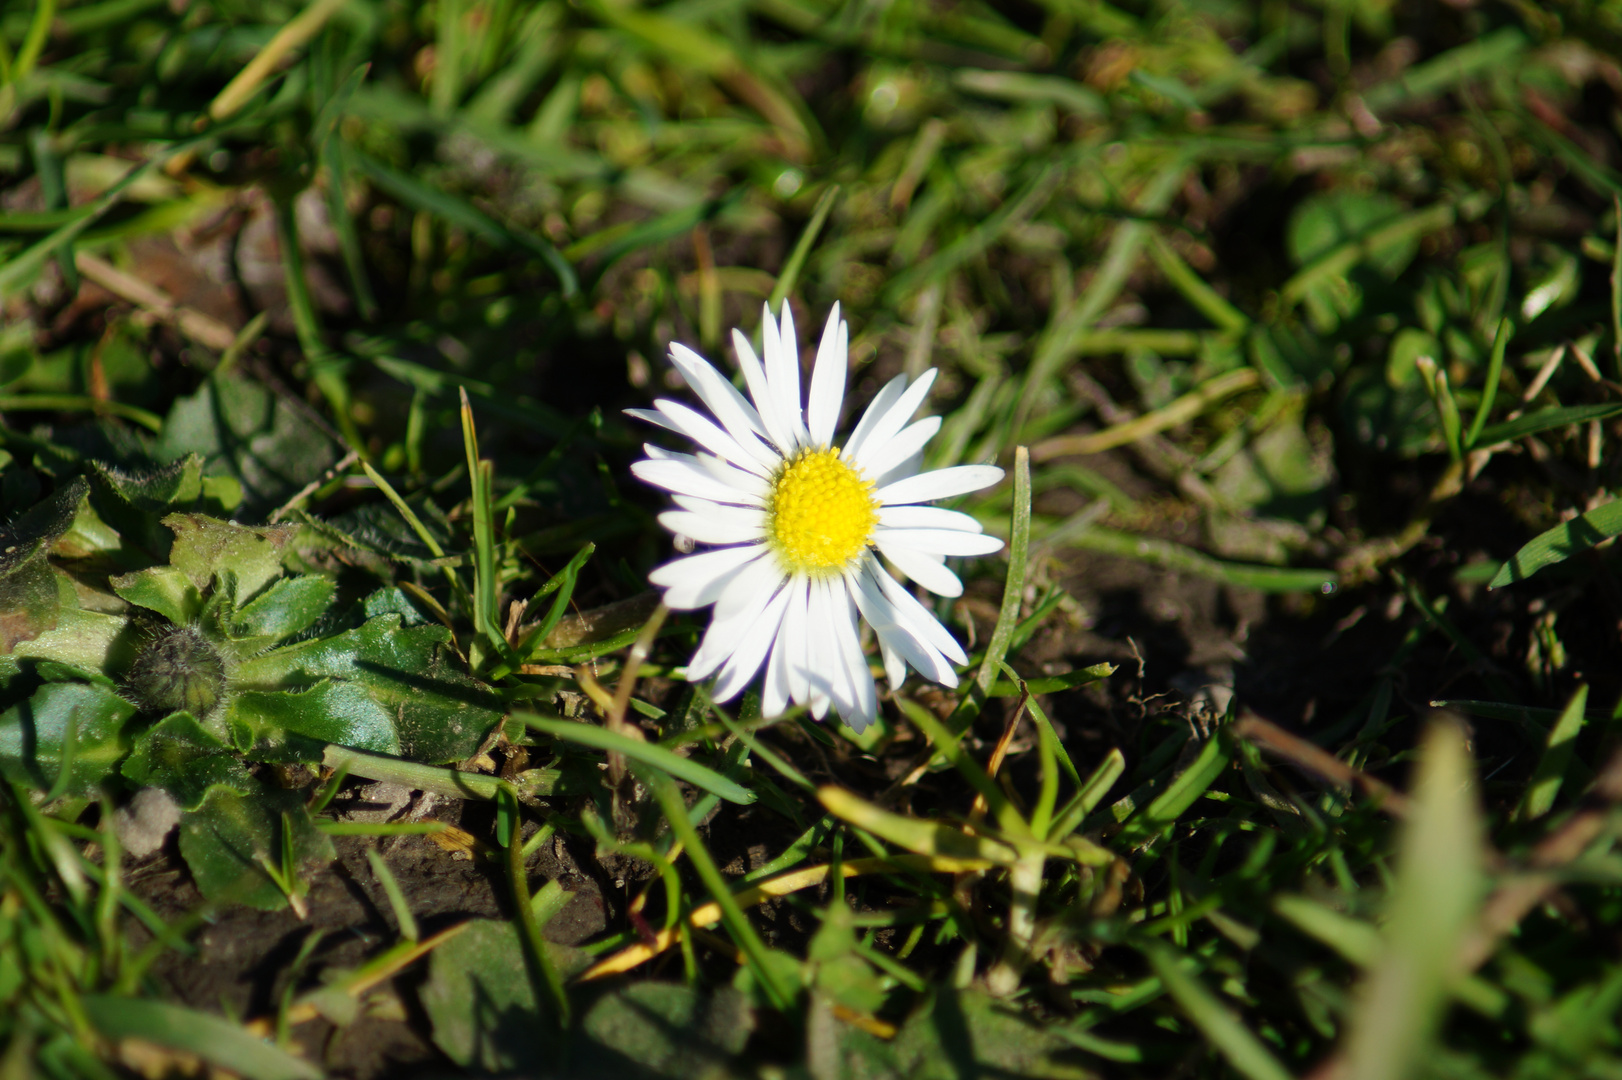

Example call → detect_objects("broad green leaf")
235 615 500 763
892 988 1091 1080
178 786 334 911
123 712 254 812
11 573 133 672
154 374 340 514
0 477 85 653
572 983 755 1079
82 996 321 1080
1489 500 1622 588
0 680 135 795
420 918 589 1072
229 680 402 762
85 455 241 561
110 564 203 626
164 514 297 601
1342 720 1484 1080
229 574 336 650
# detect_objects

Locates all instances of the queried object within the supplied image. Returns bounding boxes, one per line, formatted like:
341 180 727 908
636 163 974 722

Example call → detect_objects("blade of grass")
517 714 755 805
646 771 794 1010
1464 317 1513 450
1031 368 1259 461
82 996 323 1080
1341 719 1484 1080
948 445 1029 735
1144 943 1294 1080
1515 684 1589 822
768 184 838 310
1064 526 1337 592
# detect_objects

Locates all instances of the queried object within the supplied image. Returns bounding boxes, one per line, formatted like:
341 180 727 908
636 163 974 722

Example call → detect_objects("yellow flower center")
769 447 878 573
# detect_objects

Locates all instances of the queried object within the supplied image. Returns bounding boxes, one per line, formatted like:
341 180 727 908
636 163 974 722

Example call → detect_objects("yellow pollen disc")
769 448 879 573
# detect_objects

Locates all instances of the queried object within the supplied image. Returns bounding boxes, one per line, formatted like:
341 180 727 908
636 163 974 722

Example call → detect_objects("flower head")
629 303 1004 732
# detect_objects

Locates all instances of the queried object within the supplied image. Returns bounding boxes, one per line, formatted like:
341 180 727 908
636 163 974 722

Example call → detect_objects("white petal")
877 539 964 598
762 303 808 449
781 575 812 708
830 578 877 731
850 369 936 470
841 374 908 462
624 407 682 437
855 415 940 480
851 570 954 687
631 456 765 507
654 399 776 476
878 637 907 693
873 449 925 492
873 527 1005 557
803 576 837 719
870 562 968 666
876 464 1004 506
649 546 767 609
807 303 846 448
658 509 766 546
878 505 984 532
731 328 798 455
712 552 789 624
688 581 777 682
666 343 772 449
712 586 793 702
688 449 773 501
689 560 788 680
761 624 794 718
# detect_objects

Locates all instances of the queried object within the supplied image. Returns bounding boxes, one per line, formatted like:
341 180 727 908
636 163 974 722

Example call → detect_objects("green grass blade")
963 445 1030 722
647 771 795 1010
1063 526 1336 593
1145 944 1294 1080
1490 499 1622 588
82 996 323 1080
1342 719 1484 1080
1464 317 1513 450
769 184 838 310
518 713 755 805
1515 684 1589 822
1471 402 1622 448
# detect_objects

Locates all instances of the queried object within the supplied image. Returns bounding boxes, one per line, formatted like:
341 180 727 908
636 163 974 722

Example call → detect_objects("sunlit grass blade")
1341 719 1484 1080
646 771 794 1010
1488 499 1622 588
954 445 1030 734
517 713 754 805
817 785 1018 865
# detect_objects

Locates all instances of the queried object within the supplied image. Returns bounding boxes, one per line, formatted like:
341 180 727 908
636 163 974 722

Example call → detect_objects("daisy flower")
628 303 1005 732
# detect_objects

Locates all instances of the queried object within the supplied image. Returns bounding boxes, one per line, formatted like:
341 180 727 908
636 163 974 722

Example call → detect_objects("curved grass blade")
1488 499 1622 588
